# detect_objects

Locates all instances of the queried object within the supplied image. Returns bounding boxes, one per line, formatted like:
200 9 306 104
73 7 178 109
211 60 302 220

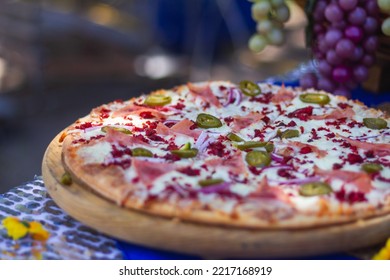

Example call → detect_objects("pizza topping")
346 153 363 164
227 133 244 142
171 148 198 158
239 80 262 97
132 159 175 185
245 151 271 167
361 163 383 173
287 106 313 121
299 182 332 197
280 129 300 139
236 141 266 151
60 172 73 186
363 118 388 130
271 86 294 103
310 107 355 120
144 94 172 106
299 93 330 105
231 112 264 132
196 113 223 128
132 148 153 157
199 178 224 187
188 82 221 108
101 126 132 135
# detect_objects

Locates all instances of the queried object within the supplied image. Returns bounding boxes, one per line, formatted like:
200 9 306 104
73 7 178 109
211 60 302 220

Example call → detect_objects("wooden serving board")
42 132 390 259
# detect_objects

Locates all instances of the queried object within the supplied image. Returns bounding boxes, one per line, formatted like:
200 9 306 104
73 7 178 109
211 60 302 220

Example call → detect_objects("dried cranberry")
254 129 263 138
173 103 185 110
300 147 312 154
325 132 335 138
277 168 295 179
347 153 363 164
207 142 228 157
139 111 154 119
248 166 262 175
179 167 201 176
335 188 366 204
250 92 273 104
365 150 375 158
166 142 179 151
262 116 271 124
333 163 343 170
224 117 234 125
338 103 350 109
75 122 93 130
287 120 296 127
163 153 180 162
287 106 313 121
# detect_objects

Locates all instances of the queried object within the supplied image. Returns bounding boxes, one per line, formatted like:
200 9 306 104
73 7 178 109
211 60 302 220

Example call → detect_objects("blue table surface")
115 81 389 260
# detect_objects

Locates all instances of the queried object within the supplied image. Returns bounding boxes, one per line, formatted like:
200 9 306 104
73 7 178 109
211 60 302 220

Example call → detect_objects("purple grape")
364 17 379 34
299 73 318 89
331 21 347 29
362 54 375 67
338 0 357 11
353 65 368 83
335 39 355 59
325 4 344 22
314 23 325 34
326 49 342 66
317 59 332 77
344 26 363 43
333 86 351 97
351 47 364 62
348 7 367 25
325 29 343 48
332 66 352 83
364 36 378 53
318 78 336 92
365 0 379 17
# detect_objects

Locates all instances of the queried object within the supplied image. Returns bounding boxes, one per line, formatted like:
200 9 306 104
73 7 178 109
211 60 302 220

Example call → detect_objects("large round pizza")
60 81 390 229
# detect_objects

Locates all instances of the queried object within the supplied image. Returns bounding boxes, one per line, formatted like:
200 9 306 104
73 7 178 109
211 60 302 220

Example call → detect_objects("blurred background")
0 0 318 192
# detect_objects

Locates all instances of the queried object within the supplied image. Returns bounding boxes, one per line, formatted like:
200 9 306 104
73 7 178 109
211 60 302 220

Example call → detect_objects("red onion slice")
198 182 231 194
269 176 322 185
271 153 284 163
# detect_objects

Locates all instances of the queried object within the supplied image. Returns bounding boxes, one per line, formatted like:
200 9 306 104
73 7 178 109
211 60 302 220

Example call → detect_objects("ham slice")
338 135 390 156
271 85 294 103
105 127 150 146
112 104 166 120
231 112 264 132
315 167 373 193
205 151 247 176
188 82 222 108
251 177 291 203
156 119 201 138
310 107 355 120
132 158 175 186
289 141 328 157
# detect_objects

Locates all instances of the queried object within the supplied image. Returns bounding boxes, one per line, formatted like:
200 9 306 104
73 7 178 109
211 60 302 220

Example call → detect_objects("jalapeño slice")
299 182 332 197
196 113 223 128
199 178 224 187
361 163 383 173
280 129 300 139
227 133 244 142
236 141 267 151
132 148 153 157
245 151 271 167
363 118 387 130
239 80 262 97
299 93 330 105
144 94 172 106
171 148 198 158
101 126 132 135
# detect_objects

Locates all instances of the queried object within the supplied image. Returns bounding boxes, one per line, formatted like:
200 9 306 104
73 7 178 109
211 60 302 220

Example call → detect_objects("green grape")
249 34 268 52
378 0 390 13
252 0 272 20
382 17 390 36
270 0 284 8
274 4 290 23
256 19 273 34
267 27 284 46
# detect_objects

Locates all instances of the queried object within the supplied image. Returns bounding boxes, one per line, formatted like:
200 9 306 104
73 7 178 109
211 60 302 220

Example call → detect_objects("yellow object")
372 238 390 260
1 217 50 241
2 217 29 240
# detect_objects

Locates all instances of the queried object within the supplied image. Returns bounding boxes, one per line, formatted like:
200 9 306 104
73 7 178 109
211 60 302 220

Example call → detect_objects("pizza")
59 80 390 228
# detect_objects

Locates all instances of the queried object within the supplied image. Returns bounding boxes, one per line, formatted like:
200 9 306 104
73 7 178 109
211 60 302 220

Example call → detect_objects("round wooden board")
42 132 390 259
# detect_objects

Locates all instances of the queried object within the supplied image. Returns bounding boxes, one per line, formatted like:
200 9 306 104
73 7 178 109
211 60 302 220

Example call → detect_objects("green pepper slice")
245 151 271 167
132 148 153 157
280 129 300 139
299 93 330 105
236 141 267 150
144 94 172 106
171 148 198 158
199 178 224 187
361 163 383 173
227 133 244 142
299 182 332 197
196 113 223 128
265 142 274 153
60 172 72 186
239 80 262 97
101 126 132 135
363 118 388 130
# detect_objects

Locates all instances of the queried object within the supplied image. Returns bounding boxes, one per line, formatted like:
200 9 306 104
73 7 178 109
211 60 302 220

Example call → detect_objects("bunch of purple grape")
300 0 380 96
